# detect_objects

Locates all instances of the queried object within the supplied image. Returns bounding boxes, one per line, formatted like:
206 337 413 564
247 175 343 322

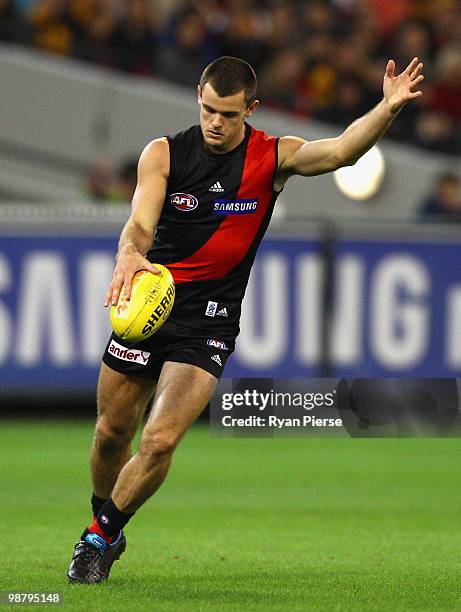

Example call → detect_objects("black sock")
96 497 135 538
91 493 108 517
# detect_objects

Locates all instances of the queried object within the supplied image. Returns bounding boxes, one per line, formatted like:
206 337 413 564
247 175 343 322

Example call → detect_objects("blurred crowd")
86 156 138 202
419 172 461 221
2 0 461 155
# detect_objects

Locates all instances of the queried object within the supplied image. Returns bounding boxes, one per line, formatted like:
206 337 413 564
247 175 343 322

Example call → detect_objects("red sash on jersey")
167 127 277 283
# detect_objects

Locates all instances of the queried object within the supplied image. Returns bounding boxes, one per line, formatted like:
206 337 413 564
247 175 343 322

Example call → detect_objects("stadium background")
1 1 461 609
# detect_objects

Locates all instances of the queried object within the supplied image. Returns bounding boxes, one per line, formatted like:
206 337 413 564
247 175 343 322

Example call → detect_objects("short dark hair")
199 56 257 105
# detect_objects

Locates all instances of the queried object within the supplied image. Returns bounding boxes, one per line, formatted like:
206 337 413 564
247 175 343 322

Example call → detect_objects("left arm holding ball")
273 58 424 191
105 137 170 306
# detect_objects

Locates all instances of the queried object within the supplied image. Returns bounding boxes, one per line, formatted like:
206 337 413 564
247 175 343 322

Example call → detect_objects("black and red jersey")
147 122 280 336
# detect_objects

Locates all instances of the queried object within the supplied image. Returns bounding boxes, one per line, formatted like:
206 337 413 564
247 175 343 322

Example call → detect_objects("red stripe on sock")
88 518 113 543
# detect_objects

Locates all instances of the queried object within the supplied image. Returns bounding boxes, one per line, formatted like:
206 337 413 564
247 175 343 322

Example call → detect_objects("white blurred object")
334 145 386 201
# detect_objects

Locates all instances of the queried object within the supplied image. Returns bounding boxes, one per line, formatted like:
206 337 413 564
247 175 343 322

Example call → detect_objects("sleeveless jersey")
146 122 280 336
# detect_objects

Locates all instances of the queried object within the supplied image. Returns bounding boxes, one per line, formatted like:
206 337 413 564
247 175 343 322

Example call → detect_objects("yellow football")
110 265 175 342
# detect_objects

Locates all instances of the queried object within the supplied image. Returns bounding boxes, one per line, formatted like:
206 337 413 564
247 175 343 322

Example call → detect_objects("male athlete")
67 55 424 583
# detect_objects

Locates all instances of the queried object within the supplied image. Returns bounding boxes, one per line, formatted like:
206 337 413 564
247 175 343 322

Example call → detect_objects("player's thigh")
97 362 157 435
143 361 218 442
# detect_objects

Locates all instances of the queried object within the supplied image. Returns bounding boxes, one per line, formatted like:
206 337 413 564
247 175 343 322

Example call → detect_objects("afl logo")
171 192 198 212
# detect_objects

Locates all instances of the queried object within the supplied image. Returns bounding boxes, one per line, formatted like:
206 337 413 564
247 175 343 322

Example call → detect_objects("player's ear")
197 85 202 105
245 99 259 117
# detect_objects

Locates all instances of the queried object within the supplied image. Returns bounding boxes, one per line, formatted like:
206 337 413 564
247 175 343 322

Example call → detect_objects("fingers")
119 262 161 303
408 75 424 99
104 286 112 308
405 57 419 75
122 272 135 302
104 273 126 308
410 62 424 81
146 262 162 275
387 57 423 80
408 71 424 99
104 258 162 307
386 59 395 77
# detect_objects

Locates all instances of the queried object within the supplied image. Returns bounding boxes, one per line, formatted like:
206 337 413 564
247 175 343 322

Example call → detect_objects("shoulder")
138 137 170 179
278 136 307 169
272 136 309 191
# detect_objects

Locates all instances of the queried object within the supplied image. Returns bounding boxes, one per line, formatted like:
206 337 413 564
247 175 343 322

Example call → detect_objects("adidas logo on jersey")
209 181 224 192
217 308 228 317
211 354 222 366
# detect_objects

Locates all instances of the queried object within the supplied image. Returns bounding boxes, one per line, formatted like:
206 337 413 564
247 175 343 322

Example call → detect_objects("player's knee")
95 416 133 455
138 430 178 469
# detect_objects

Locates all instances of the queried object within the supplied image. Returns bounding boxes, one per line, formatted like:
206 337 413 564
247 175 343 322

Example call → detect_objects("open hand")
383 57 424 113
104 250 161 307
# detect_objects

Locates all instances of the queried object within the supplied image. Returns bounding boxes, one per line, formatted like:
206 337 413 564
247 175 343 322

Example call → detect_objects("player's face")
198 83 258 152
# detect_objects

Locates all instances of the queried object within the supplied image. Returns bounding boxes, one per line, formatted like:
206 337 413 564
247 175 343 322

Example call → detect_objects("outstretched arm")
104 138 169 306
275 57 424 187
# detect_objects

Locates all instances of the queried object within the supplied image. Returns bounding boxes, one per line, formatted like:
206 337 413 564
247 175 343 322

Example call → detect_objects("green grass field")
1 420 461 611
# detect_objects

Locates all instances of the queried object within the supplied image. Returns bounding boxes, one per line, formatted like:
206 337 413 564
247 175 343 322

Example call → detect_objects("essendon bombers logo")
171 192 198 212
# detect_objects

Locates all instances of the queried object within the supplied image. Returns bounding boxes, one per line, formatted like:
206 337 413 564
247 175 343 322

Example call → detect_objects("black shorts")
102 319 235 380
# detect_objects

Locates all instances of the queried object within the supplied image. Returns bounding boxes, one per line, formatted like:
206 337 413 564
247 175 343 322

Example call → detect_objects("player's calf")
108 428 180 514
